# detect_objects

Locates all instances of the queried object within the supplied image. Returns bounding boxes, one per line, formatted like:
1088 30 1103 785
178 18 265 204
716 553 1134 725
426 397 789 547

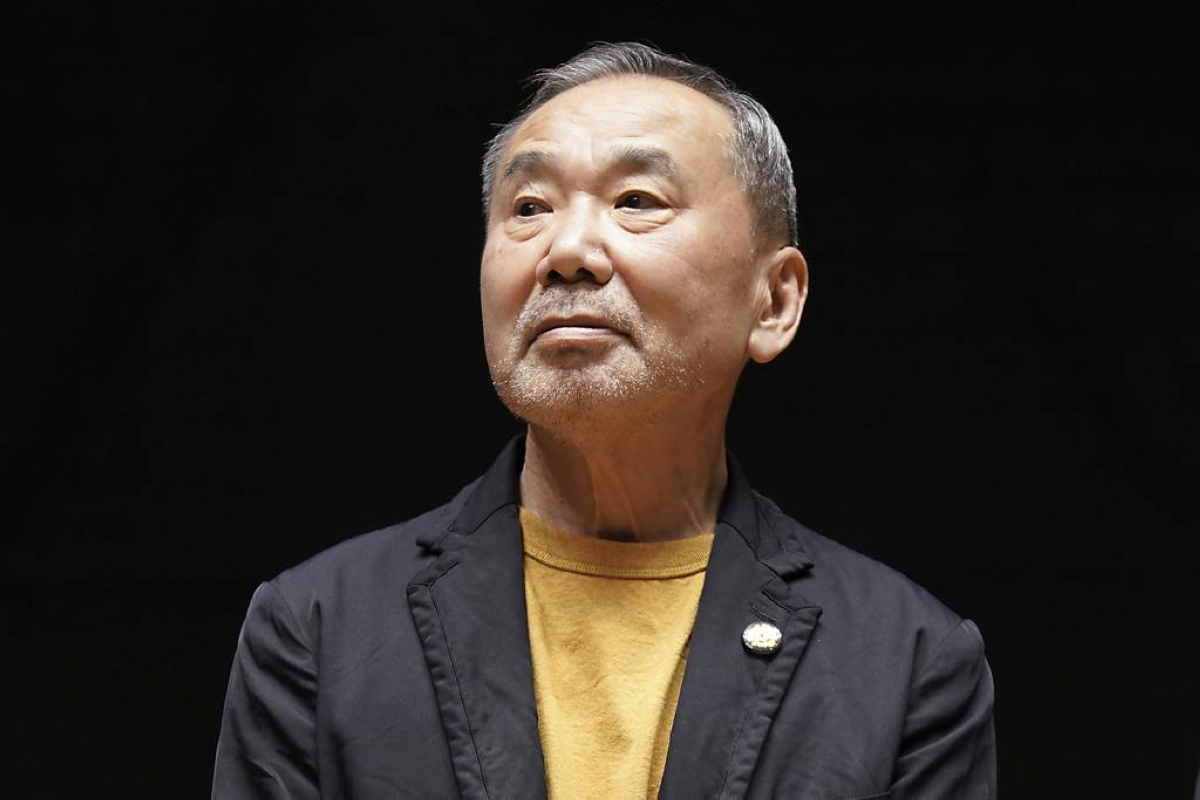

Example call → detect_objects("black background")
8 4 1198 797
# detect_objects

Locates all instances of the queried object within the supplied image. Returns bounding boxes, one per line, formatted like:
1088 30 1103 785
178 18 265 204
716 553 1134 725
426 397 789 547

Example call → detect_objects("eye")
515 199 549 218
615 192 663 211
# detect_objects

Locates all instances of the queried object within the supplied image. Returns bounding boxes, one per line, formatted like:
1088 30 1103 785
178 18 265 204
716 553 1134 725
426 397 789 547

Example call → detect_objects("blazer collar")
408 435 822 799
660 455 823 798
450 435 525 534
406 436 542 799
436 432 816 568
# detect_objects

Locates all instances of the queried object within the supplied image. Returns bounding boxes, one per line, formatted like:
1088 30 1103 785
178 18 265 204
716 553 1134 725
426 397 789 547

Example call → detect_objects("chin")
492 358 704 437
494 363 638 419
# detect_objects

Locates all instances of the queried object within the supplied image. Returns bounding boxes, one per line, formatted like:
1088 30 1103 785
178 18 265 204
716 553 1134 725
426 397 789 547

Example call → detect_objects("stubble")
488 287 701 431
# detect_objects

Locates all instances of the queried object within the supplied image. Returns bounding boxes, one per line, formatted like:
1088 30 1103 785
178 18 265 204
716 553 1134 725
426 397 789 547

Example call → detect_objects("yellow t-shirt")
520 508 715 799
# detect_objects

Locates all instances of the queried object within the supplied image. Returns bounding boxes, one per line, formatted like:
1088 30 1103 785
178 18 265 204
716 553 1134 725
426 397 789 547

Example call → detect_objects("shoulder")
744 493 996 793
263 477 480 621
755 491 976 661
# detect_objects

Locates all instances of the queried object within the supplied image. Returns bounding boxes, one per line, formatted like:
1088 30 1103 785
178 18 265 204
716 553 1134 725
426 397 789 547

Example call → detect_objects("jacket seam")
715 701 754 798
892 618 984 794
416 504 513 590
451 495 518 537
916 618 973 682
428 576 491 798
261 579 321 785
714 610 792 799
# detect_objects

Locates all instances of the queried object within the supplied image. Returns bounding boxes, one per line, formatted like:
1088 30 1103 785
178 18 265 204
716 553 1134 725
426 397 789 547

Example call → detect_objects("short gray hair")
481 42 799 247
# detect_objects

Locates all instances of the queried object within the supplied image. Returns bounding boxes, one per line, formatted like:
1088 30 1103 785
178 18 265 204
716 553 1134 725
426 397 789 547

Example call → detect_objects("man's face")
480 76 765 430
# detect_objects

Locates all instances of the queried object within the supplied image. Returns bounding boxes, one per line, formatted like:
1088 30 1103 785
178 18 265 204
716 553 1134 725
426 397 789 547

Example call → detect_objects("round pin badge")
742 620 783 655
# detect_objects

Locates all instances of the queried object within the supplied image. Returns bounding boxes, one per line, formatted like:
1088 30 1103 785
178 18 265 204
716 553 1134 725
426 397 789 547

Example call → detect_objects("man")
213 42 996 798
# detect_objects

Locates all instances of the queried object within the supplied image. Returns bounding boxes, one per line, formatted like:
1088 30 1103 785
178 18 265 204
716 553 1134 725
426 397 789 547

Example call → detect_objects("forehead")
501 76 736 174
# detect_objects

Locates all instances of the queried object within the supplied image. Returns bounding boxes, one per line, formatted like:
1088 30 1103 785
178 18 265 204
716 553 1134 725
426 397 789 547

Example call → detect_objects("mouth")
529 314 627 346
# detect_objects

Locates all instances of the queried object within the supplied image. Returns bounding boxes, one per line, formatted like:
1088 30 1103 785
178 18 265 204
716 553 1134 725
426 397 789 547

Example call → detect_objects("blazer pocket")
834 792 891 800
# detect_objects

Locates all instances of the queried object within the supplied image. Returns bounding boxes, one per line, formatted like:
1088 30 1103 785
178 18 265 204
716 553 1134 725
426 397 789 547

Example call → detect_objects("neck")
519 412 729 542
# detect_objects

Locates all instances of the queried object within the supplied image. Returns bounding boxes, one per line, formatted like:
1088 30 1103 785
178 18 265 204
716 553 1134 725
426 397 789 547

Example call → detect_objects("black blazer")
213 436 996 798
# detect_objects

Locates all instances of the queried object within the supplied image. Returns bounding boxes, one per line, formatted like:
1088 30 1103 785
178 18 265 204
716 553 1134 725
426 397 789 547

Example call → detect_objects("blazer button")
742 621 782 655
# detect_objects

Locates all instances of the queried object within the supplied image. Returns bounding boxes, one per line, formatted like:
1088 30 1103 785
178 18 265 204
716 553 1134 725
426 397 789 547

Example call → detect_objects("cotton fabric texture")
521 507 713 798
213 436 996 798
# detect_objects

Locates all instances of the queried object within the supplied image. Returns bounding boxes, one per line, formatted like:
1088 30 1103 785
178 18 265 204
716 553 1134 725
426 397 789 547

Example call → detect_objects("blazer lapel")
406 440 819 799
659 455 823 799
407 438 548 800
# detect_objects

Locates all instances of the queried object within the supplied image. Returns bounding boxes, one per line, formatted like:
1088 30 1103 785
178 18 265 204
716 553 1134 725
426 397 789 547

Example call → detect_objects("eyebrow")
501 150 555 183
610 145 679 180
500 145 681 185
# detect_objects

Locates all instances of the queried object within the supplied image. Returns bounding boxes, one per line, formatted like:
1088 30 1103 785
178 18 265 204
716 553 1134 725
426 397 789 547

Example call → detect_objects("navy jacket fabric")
213 436 996 798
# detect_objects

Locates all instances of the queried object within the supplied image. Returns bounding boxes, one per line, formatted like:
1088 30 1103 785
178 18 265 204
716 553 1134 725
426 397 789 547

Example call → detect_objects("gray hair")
481 42 799 247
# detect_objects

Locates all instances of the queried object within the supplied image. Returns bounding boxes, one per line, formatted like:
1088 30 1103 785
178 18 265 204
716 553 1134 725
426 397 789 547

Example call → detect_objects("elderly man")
213 42 996 799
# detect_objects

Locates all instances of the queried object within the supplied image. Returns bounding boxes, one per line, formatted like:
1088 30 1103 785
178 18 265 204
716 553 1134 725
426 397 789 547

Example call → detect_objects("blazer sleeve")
212 581 320 799
890 618 997 799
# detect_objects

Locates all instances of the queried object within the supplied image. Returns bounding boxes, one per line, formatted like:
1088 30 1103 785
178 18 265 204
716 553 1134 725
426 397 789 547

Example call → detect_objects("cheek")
614 232 750 320
480 245 532 344
479 272 515 340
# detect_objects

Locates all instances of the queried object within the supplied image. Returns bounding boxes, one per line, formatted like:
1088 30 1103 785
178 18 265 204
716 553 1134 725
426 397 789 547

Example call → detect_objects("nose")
535 198 614 287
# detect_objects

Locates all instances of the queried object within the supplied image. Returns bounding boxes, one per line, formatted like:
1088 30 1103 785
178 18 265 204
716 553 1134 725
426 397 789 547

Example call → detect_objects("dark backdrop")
8 5 1198 797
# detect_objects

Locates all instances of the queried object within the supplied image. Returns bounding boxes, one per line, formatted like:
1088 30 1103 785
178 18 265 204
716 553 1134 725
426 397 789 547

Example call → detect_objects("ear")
747 246 808 364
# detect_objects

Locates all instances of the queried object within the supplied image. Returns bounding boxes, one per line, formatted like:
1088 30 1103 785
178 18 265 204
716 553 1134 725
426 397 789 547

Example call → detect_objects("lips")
530 314 624 343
